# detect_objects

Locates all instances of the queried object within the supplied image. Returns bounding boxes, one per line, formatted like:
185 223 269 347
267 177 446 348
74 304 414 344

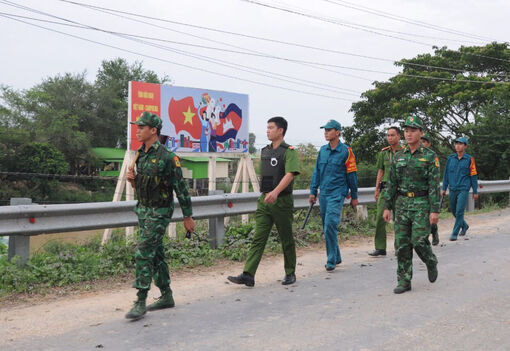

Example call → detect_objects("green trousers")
374 189 388 250
394 208 438 287
243 193 296 276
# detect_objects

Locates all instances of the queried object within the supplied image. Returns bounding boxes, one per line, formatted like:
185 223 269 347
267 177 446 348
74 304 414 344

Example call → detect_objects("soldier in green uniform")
125 112 195 319
383 116 440 294
228 116 300 287
369 126 403 257
420 133 440 246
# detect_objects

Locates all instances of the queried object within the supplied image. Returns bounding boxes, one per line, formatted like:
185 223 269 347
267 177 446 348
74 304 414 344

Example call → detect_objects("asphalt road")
5 217 510 351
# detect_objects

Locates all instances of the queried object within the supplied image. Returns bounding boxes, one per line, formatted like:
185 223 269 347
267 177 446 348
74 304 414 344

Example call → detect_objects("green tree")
347 42 510 163
295 143 318 189
248 132 257 154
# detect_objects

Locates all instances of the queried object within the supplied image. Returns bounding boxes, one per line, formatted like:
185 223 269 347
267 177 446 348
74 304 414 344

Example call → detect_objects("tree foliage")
346 42 510 165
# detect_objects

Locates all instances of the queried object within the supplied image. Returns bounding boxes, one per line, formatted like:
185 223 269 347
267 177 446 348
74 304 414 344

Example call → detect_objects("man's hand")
350 198 359 208
441 190 446 197
309 194 316 204
383 209 391 222
264 191 278 204
183 216 195 232
473 194 479 200
374 190 380 201
127 168 136 181
430 212 439 225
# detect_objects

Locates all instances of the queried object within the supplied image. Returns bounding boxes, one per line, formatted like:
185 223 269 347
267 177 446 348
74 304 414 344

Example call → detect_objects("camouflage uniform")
131 113 193 295
384 117 440 289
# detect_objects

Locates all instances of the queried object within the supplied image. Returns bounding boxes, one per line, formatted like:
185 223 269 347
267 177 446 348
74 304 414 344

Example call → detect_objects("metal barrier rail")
2 180 509 262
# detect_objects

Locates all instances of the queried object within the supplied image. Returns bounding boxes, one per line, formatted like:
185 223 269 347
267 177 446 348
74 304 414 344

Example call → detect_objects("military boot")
125 298 146 320
427 264 438 283
431 233 439 246
147 289 175 311
393 284 411 294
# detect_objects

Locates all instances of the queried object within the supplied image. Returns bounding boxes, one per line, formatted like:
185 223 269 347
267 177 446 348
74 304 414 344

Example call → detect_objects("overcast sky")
1 0 508 148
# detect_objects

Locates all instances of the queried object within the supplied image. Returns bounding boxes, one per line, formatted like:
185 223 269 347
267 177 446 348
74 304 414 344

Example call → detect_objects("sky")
1 0 509 149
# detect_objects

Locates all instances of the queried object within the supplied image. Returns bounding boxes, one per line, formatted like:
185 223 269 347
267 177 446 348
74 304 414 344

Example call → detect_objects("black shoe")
368 249 387 257
282 273 296 285
428 265 438 283
336 259 342 265
460 224 469 236
431 233 439 246
227 272 255 287
325 265 335 271
449 235 457 241
393 284 411 294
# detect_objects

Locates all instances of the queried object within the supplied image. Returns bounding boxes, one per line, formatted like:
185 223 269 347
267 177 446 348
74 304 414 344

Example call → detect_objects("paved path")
5 210 510 351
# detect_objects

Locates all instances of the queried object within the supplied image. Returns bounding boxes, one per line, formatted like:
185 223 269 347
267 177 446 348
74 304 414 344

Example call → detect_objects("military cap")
130 112 162 130
402 115 424 130
455 136 469 145
320 119 342 130
421 132 431 142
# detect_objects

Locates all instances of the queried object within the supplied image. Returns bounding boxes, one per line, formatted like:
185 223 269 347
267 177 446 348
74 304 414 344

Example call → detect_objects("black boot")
282 273 296 285
393 284 411 294
368 249 387 257
227 272 255 287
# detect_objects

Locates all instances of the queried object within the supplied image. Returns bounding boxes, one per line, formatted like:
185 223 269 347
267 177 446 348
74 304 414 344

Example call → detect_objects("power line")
239 0 510 65
3 7 507 87
0 13 354 102
321 0 495 42
55 0 508 76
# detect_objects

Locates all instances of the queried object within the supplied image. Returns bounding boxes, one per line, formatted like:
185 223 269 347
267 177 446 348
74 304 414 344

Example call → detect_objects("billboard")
128 81 249 152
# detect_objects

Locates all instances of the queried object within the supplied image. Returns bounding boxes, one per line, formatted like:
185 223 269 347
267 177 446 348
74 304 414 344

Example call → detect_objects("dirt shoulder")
1 208 508 344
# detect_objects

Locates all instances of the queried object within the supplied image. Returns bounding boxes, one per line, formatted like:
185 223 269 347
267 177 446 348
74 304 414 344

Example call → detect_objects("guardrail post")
8 198 32 264
208 190 225 248
466 192 475 212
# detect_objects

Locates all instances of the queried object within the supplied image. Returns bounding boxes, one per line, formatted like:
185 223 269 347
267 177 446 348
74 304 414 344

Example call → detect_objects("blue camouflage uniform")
442 137 478 240
310 120 358 270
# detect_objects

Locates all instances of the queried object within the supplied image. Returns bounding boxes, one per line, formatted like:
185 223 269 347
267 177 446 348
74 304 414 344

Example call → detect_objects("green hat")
130 112 162 130
455 136 469 145
421 132 431 142
320 119 342 130
403 115 424 130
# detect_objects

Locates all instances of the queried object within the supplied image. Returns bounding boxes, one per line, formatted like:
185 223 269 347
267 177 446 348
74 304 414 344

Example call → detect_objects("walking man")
126 112 195 319
383 116 439 294
369 126 402 257
442 137 478 241
228 116 300 287
309 119 358 271
421 133 440 246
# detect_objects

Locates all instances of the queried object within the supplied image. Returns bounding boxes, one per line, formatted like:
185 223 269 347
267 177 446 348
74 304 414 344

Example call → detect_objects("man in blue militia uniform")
309 119 359 271
442 137 478 241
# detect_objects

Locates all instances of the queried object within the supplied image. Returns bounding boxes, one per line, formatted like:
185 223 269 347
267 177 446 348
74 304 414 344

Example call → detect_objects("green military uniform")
384 116 440 291
421 132 439 245
243 141 300 276
374 145 402 251
126 112 193 319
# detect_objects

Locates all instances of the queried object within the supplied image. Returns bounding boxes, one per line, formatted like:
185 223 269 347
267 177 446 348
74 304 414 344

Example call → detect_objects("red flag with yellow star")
168 97 202 139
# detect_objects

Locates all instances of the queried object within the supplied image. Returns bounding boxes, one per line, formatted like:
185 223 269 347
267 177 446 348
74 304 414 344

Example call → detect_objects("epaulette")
381 146 390 151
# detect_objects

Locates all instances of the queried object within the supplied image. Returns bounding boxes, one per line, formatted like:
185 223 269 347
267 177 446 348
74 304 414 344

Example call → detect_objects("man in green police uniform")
421 133 440 246
228 116 300 287
369 126 403 257
125 112 195 319
383 116 440 294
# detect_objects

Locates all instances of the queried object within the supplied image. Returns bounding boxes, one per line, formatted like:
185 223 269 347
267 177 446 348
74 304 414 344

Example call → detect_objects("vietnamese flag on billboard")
168 97 202 139
129 81 161 150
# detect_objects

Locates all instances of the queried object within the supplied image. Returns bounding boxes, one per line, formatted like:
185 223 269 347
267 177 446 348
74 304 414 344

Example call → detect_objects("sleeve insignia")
173 156 181 168
434 157 440 168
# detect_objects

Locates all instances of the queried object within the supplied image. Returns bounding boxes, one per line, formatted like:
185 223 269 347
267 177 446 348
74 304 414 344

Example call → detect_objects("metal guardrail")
1 180 509 262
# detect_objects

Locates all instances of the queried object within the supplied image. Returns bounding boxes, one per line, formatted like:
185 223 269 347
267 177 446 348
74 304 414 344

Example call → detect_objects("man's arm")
374 169 384 200
309 152 321 197
469 156 479 199
169 155 195 231
345 147 358 201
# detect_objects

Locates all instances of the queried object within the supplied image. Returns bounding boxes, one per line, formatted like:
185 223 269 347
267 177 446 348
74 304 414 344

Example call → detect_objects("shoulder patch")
173 155 181 168
434 157 440 168
381 146 390 151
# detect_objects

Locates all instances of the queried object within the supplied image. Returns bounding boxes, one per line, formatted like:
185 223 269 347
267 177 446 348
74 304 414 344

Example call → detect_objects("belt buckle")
407 192 415 198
